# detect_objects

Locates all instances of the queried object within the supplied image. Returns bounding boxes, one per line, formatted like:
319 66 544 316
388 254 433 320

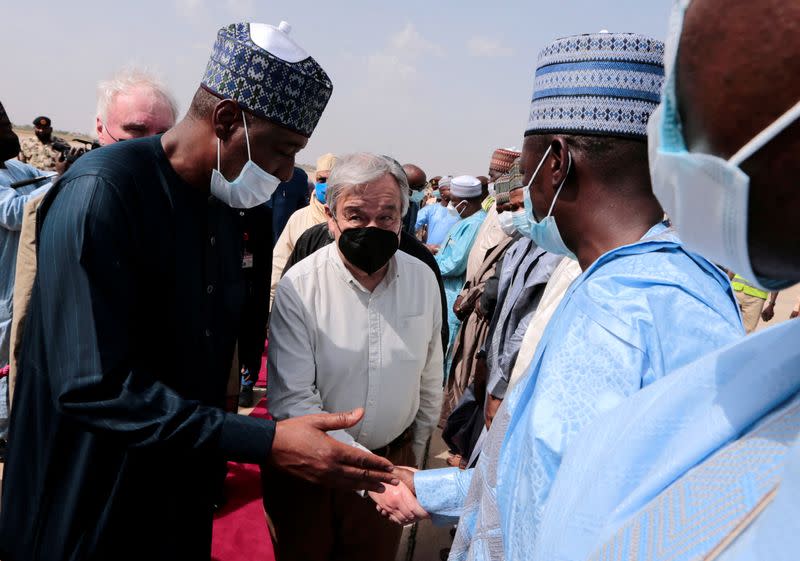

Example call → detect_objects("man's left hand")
762 303 775 322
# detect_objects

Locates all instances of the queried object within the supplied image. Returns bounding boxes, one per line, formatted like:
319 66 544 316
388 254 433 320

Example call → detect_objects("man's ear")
549 137 571 188
212 99 241 142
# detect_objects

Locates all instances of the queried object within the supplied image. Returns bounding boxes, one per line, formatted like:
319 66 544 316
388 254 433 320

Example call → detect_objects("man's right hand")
269 408 399 493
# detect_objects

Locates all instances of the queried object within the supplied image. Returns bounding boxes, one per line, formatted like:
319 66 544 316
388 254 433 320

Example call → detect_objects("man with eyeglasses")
95 67 178 145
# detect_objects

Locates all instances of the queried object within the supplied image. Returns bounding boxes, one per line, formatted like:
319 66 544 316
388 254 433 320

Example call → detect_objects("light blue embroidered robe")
533 317 800 561
415 223 744 561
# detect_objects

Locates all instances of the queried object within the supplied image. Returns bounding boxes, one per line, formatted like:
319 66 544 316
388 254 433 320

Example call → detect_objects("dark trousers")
263 434 416 561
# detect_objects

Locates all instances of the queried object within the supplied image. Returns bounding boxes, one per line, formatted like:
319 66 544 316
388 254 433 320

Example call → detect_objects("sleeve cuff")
415 467 473 525
219 412 276 464
488 374 508 400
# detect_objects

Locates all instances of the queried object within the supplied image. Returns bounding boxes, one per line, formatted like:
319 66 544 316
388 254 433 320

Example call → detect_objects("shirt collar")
328 243 399 295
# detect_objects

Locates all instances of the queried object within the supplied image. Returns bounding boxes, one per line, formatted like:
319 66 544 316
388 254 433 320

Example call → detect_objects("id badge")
242 251 254 269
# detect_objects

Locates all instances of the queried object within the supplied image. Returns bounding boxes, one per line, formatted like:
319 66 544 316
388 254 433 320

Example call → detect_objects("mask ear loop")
525 145 552 191
216 137 221 172
546 151 573 218
729 100 800 166
241 111 252 162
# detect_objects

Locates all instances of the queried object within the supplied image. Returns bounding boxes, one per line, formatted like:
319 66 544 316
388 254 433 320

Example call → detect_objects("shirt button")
209 236 216 247
207 284 214 294
204 328 212 337
239 211 245 217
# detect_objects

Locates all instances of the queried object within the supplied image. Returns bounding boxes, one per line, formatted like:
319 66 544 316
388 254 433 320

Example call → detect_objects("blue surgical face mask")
649 0 800 291
210 114 281 209
511 208 529 236
521 145 576 259
315 181 327 204
410 190 426 204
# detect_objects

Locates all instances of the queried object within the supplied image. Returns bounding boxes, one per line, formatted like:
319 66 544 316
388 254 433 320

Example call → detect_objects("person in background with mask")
402 163 426 234
0 22 399 561
270 151 335 307
480 163 562 429
416 175 459 248
373 33 745 560
423 175 442 207
95 66 178 145
532 2 800 560
0 100 51 459
464 148 521 283
435 175 487 373
266 153 442 561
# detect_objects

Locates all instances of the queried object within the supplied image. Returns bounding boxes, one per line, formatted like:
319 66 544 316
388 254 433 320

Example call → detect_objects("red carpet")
211 346 274 561
256 342 268 388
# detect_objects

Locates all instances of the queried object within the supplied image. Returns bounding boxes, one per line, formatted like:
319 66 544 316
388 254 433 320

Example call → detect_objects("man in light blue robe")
0 101 52 442
435 175 487 363
531 2 800 560
377 32 745 561
416 176 460 246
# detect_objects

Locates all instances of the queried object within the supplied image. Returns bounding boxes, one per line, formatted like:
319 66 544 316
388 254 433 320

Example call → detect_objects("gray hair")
96 66 179 124
327 153 410 217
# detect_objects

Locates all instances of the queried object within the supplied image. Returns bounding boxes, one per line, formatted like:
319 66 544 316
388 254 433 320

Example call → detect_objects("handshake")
368 466 430 526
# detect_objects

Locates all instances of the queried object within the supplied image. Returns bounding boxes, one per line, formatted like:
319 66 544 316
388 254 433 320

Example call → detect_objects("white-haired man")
266 152 443 561
95 66 178 144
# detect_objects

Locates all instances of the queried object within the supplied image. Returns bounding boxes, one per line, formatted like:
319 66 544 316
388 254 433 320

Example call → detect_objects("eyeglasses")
104 125 127 143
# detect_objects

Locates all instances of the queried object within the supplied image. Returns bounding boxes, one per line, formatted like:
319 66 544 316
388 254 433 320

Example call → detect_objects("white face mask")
648 0 800 291
497 209 517 236
210 114 281 209
447 200 467 218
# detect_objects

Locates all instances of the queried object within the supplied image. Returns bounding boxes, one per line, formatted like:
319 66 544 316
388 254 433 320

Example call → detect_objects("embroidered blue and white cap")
526 31 665 139
202 21 333 138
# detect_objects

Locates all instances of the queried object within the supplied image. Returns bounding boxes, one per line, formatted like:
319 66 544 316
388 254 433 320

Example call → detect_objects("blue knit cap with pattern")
202 21 333 138
526 32 665 140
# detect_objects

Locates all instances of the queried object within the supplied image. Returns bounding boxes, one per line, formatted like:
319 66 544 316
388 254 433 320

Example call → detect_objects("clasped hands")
369 466 430 525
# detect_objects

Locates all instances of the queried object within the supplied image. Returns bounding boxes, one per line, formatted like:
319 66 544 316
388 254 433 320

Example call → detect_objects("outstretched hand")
370 467 429 525
269 408 398 493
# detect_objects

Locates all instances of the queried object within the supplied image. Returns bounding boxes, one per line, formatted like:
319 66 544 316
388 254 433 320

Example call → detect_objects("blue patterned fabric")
416 222 744 561
202 23 333 137
590 395 800 561
718 435 800 561
534 318 800 561
527 33 665 139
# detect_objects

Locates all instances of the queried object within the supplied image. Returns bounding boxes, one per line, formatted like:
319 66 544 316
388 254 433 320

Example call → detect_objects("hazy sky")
4 0 672 176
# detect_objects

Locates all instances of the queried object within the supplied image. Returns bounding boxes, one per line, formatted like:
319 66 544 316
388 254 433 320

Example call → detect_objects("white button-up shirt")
268 243 443 464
